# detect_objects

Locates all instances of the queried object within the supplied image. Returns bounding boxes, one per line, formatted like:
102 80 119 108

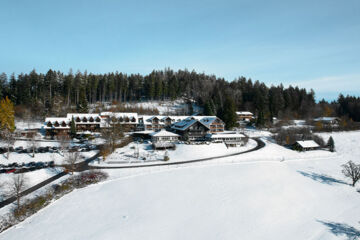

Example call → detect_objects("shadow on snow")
318 220 360 239
297 171 348 185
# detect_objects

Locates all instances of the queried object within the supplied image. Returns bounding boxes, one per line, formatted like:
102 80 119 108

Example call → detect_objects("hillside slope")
1 132 360 240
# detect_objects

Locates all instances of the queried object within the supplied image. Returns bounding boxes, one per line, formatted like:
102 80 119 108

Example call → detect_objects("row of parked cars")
0 145 96 154
0 161 55 173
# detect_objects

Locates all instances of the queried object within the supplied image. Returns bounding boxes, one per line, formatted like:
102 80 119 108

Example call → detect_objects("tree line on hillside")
0 69 358 127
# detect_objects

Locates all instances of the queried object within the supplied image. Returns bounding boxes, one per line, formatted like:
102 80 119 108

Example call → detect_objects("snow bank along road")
90 138 265 169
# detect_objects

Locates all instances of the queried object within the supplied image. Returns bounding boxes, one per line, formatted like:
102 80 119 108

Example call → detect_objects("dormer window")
111 116 117 122
47 122 53 127
54 121 60 127
76 117 81 122
82 117 88 122
89 117 94 122
95 117 101 122
119 117 124 122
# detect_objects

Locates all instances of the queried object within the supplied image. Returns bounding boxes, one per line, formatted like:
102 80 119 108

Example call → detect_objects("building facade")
44 112 225 139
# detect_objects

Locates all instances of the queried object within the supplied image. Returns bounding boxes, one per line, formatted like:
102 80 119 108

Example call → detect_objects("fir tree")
204 101 214 115
70 116 76 138
256 111 265 128
219 97 237 129
327 136 335 152
76 89 88 113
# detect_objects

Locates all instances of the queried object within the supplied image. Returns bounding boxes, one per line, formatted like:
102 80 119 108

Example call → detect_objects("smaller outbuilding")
150 129 180 143
313 117 339 125
294 140 320 151
206 133 247 147
236 111 254 122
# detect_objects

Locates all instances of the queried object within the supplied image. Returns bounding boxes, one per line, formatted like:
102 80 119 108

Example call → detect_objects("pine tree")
0 96 15 132
327 136 335 152
76 89 88 113
70 116 76 138
219 97 237 129
204 101 214 115
256 111 265 128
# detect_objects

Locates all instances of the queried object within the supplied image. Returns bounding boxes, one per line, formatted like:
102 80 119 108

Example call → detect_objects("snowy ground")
124 99 201 115
0 168 63 201
1 131 360 239
90 140 257 167
15 120 43 130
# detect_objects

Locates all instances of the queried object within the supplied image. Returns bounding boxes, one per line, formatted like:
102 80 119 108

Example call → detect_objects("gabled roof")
44 117 70 124
172 118 210 131
236 111 253 115
314 117 338 122
208 133 245 139
150 130 180 137
67 113 101 120
296 140 319 148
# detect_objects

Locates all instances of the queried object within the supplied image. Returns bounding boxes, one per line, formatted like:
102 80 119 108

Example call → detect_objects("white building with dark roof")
150 129 180 142
44 112 225 139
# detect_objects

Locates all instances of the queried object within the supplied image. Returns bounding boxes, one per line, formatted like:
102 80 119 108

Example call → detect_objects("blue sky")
0 0 359 100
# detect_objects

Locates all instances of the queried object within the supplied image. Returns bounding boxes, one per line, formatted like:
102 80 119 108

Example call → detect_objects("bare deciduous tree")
101 119 124 152
64 151 79 174
27 133 39 158
342 161 360 187
8 174 27 209
57 132 70 156
1 129 15 159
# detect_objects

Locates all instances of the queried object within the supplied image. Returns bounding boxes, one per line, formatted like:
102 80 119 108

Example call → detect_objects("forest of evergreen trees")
0 68 358 124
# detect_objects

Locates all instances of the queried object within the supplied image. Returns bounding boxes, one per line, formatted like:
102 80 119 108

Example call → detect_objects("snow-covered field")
1 131 360 239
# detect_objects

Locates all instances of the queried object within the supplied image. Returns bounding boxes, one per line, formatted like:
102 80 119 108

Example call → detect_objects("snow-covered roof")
236 111 253 115
209 133 245 139
198 116 219 128
171 119 198 131
171 116 221 131
314 117 338 122
150 130 180 137
44 117 69 124
139 115 189 125
104 112 139 124
67 113 101 120
296 140 319 148
100 112 112 116
110 112 138 118
44 117 70 129
132 130 154 134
